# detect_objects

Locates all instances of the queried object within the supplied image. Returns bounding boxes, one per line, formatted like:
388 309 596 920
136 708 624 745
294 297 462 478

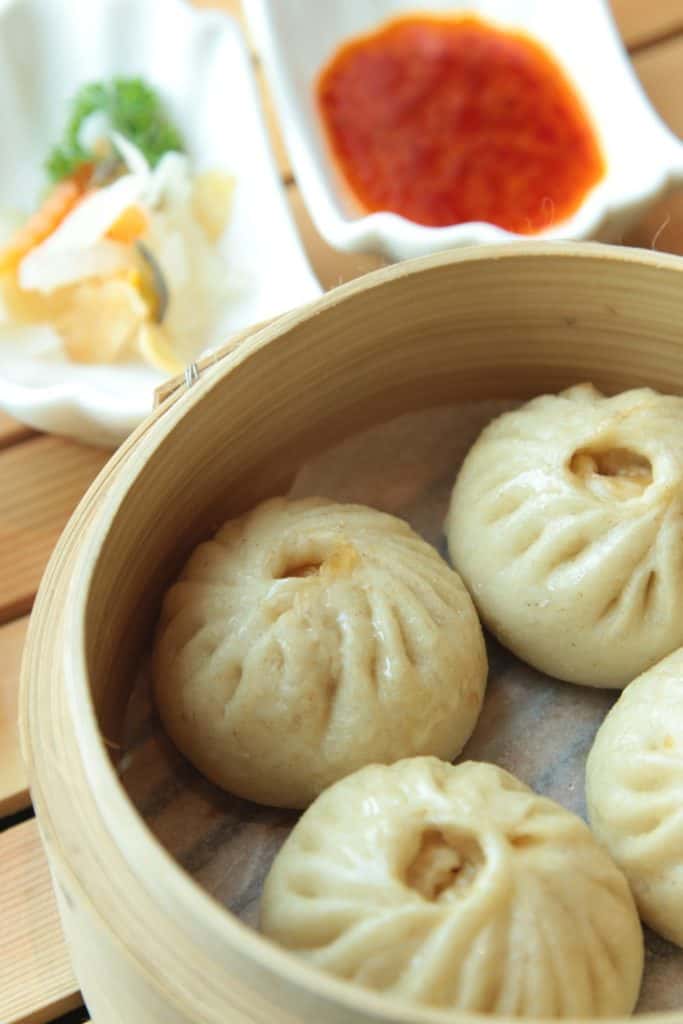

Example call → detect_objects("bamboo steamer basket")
20 242 683 1024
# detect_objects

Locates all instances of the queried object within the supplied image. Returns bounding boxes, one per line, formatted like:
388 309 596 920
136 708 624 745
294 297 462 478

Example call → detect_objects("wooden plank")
632 34 683 137
0 818 81 1024
610 0 683 50
0 616 30 816
285 183 387 292
624 191 683 255
622 36 683 256
0 437 108 625
0 411 34 451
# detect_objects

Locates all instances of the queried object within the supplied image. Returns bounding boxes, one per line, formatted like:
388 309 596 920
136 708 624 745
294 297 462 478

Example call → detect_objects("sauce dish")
248 0 683 260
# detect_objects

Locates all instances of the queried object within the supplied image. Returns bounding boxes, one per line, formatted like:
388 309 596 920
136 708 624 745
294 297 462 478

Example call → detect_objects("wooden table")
2 3 683 1022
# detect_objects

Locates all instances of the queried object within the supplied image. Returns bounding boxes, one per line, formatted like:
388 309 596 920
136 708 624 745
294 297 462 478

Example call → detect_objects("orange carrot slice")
107 204 149 244
0 172 91 276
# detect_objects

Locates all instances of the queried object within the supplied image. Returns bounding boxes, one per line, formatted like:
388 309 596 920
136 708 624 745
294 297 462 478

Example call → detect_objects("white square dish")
0 0 321 446
248 0 683 260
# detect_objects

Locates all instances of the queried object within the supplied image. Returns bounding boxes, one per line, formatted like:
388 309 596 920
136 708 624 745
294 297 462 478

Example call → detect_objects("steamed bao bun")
587 647 683 947
448 383 683 688
153 497 487 808
261 757 644 1018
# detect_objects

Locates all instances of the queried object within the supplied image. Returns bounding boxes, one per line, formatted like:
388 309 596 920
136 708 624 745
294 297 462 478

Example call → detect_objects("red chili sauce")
316 16 605 233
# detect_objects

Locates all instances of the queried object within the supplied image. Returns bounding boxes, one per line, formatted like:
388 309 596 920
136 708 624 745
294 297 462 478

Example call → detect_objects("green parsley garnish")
45 77 185 183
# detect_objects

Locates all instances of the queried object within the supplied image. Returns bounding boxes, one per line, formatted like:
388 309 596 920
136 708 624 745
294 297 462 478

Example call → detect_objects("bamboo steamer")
20 242 683 1024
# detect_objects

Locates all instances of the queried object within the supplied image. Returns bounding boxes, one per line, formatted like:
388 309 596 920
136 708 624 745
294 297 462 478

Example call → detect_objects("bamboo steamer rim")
24 241 683 1024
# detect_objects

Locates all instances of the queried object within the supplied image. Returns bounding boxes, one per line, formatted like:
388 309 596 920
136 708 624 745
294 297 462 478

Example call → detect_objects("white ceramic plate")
0 0 321 447
248 0 683 261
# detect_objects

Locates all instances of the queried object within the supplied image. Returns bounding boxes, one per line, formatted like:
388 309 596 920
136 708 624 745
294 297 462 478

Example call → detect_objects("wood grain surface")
621 37 683 255
0 616 29 815
3 3 683 1024
0 411 33 450
610 0 683 48
0 437 108 625
0 819 80 1024
633 36 683 138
